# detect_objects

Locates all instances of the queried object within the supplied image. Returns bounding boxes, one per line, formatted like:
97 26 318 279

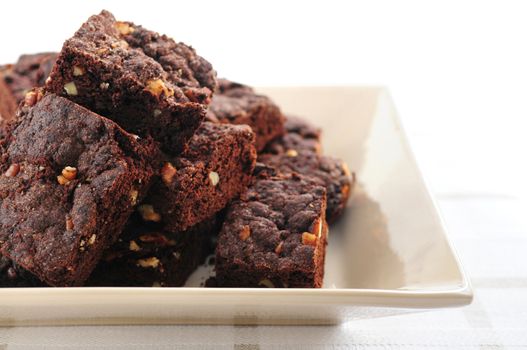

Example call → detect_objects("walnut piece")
88 234 97 245
208 171 220 186
136 257 160 269
79 239 86 252
239 225 251 241
115 21 135 35
111 40 129 49
57 166 77 185
24 90 43 107
274 241 284 254
62 166 77 181
73 66 85 76
286 149 298 157
129 240 141 252
138 204 162 222
66 217 74 231
161 162 177 185
57 175 70 186
144 79 174 98
302 232 317 246
64 82 78 96
4 164 20 177
129 189 139 205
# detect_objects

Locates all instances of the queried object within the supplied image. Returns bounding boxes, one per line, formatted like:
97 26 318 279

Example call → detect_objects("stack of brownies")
0 11 354 288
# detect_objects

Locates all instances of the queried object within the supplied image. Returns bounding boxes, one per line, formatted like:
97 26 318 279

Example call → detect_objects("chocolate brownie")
86 214 218 287
46 10 217 153
0 76 17 132
263 115 322 155
215 171 328 288
140 122 256 232
0 93 158 286
260 117 353 223
1 52 58 103
207 79 285 151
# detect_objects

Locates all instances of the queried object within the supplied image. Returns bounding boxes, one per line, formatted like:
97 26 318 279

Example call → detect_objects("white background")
1 0 526 199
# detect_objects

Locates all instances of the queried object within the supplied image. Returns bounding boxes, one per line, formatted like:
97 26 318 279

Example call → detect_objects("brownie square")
207 79 285 151
260 116 354 223
86 214 219 287
46 10 217 153
0 93 158 286
1 52 58 103
215 171 329 288
140 122 256 232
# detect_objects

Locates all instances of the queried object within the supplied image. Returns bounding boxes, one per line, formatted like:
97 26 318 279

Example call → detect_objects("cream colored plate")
0 87 472 326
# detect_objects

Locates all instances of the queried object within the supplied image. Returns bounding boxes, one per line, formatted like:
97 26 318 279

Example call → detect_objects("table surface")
0 194 525 349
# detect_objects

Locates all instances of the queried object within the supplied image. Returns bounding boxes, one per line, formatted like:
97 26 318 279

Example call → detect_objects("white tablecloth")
0 195 525 349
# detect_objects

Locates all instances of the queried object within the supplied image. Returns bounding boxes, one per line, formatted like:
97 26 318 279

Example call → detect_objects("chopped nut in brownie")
138 204 162 223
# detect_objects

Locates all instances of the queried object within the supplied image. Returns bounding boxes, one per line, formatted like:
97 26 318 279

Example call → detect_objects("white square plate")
0 87 472 326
